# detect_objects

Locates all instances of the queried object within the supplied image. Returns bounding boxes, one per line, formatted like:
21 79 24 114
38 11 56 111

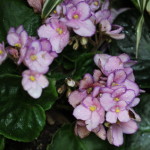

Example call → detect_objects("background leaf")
0 136 5 150
47 124 124 150
0 0 41 42
110 9 150 88
42 0 64 19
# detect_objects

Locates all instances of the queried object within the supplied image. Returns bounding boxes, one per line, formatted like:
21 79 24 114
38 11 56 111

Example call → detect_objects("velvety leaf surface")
110 9 150 88
0 0 41 42
47 124 124 150
0 75 46 142
0 73 58 141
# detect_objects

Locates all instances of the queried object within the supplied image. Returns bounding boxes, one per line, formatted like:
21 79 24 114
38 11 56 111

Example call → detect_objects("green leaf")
37 77 58 111
0 136 5 150
0 75 58 142
47 124 124 150
0 75 45 142
0 0 41 42
135 15 144 58
146 0 150 14
110 10 150 88
131 0 147 12
123 94 150 150
73 52 96 80
42 0 64 19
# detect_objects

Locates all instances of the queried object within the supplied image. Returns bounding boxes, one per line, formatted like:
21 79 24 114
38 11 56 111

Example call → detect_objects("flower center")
30 55 37 61
29 75 36 81
0 50 3 55
14 43 21 48
73 14 79 19
56 28 63 35
94 1 99 6
114 97 120 102
89 105 97 111
87 87 93 94
112 82 119 86
53 10 57 14
115 107 120 113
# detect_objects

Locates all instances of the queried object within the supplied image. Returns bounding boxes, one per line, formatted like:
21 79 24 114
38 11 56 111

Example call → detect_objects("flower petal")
73 105 91 120
120 120 138 134
100 93 115 111
118 110 130 122
68 90 87 107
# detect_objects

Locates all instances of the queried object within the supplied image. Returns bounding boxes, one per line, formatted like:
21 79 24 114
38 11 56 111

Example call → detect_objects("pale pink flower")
107 120 138 146
38 18 70 53
73 96 105 131
24 40 57 73
22 70 49 99
61 2 96 37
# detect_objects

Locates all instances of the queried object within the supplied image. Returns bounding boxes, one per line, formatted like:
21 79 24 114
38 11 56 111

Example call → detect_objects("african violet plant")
0 0 150 149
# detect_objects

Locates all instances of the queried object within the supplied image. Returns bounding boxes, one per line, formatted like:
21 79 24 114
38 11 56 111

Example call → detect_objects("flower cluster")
0 0 125 99
4 25 58 99
69 53 142 146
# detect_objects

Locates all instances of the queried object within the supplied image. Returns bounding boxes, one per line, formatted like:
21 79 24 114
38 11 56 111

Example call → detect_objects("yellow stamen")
30 55 37 61
29 75 36 81
112 82 119 86
14 43 21 48
115 107 120 113
114 97 120 102
0 50 3 55
87 87 93 94
89 105 97 111
73 14 79 19
94 1 99 6
53 10 57 14
56 28 63 35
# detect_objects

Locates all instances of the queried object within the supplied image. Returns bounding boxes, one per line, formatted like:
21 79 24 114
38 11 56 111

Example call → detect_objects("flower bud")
80 37 88 46
57 85 66 94
65 78 76 87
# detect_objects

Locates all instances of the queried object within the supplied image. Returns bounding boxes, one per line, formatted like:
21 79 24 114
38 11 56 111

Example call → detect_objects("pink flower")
38 18 70 53
105 101 130 123
27 0 45 13
7 26 29 64
24 40 57 73
94 53 136 79
107 120 138 146
75 120 106 140
7 25 28 49
22 70 49 99
0 42 7 64
94 10 111 24
100 19 125 39
68 70 104 107
73 96 105 131
61 2 96 37
100 87 136 111
106 70 140 96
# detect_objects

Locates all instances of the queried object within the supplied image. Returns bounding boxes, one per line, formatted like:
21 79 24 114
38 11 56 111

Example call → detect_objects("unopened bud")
65 78 76 87
57 85 66 94
66 88 72 97
73 42 79 50
104 122 111 128
80 37 88 46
